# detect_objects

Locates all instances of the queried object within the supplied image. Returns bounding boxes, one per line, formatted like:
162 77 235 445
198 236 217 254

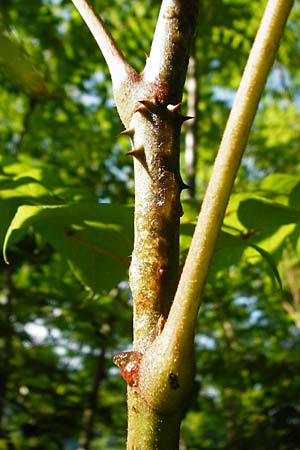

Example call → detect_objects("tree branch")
71 0 131 80
168 0 294 333
71 0 140 127
139 0 294 414
144 0 198 103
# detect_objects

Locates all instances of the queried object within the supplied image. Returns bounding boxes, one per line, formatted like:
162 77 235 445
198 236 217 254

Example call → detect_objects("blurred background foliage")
0 0 300 449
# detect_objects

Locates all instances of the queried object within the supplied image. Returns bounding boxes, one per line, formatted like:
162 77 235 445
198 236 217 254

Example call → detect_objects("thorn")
179 202 184 217
137 99 158 113
139 98 157 107
180 183 192 192
135 103 149 114
167 102 182 112
126 146 148 172
119 128 134 137
179 176 192 192
180 115 194 123
126 146 145 158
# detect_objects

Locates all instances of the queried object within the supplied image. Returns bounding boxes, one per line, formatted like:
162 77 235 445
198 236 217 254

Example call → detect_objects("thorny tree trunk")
71 0 294 448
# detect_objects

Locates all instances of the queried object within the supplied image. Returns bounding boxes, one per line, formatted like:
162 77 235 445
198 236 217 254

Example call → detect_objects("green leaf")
248 243 282 290
0 29 48 98
179 200 282 288
260 173 300 197
289 182 300 209
238 197 300 230
0 176 54 201
215 231 282 289
3 203 133 293
0 175 58 249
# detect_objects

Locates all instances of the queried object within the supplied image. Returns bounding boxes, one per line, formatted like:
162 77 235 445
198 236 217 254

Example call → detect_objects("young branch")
144 0 198 103
165 0 295 337
71 0 139 126
71 0 130 79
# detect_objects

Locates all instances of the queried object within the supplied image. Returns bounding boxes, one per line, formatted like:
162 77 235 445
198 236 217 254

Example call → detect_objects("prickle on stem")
126 145 145 158
119 127 135 137
166 102 182 113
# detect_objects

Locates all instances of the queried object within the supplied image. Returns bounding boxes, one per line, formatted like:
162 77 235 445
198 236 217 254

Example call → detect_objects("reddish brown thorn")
119 128 134 137
137 99 158 113
127 146 149 172
167 102 182 112
139 98 158 107
126 146 145 158
135 103 149 114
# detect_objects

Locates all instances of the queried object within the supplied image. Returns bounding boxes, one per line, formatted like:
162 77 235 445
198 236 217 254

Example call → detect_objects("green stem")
166 0 294 338
127 396 181 450
71 0 131 79
71 0 139 126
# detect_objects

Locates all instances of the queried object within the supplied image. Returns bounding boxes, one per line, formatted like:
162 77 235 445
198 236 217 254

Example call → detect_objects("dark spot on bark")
168 372 180 389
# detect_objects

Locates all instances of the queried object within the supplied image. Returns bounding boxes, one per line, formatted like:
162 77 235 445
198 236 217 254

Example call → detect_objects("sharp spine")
135 103 149 114
180 115 194 123
180 183 192 191
167 102 182 112
120 128 134 137
179 176 192 192
126 146 145 158
137 99 158 114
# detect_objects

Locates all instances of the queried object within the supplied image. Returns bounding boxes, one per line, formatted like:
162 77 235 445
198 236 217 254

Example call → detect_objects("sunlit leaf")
238 197 300 230
4 203 133 293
